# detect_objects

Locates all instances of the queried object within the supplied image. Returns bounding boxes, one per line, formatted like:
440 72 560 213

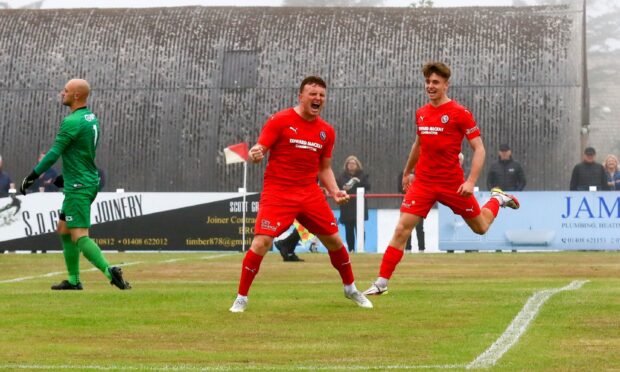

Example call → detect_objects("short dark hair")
299 76 327 94
422 62 451 80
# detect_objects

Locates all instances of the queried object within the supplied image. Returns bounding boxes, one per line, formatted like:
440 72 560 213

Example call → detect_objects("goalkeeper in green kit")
20 79 131 290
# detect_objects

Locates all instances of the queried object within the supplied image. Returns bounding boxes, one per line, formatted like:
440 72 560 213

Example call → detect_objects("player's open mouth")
311 103 321 110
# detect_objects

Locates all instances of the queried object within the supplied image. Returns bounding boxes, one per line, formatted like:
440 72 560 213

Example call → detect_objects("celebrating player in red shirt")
364 62 520 296
229 76 373 312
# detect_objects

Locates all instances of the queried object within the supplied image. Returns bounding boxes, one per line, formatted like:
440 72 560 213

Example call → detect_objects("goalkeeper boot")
229 297 248 313
344 289 373 309
108 266 131 290
490 188 520 209
362 282 388 296
51 280 83 290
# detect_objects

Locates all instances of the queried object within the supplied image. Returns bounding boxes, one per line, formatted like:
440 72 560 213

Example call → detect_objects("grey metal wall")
0 5 584 193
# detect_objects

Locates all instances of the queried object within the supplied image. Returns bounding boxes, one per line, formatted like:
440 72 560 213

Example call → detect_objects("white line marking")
0 274 588 371
0 253 235 284
466 280 589 369
0 364 465 371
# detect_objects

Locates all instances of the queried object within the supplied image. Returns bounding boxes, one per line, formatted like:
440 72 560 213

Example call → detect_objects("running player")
229 76 373 312
20 79 130 291
364 62 519 296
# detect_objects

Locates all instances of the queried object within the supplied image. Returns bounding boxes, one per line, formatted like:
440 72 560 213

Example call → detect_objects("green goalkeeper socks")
61 234 80 285
77 236 112 280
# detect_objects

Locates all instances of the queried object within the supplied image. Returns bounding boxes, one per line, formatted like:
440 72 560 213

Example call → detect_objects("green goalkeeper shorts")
60 187 98 228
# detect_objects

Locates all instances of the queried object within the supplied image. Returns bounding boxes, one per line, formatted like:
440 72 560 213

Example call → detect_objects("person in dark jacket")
0 155 15 198
336 156 369 252
487 143 526 191
570 147 609 191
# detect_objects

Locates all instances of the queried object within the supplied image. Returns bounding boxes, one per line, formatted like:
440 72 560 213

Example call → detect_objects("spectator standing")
0 155 15 198
569 147 609 191
486 143 526 191
603 154 620 191
336 155 370 253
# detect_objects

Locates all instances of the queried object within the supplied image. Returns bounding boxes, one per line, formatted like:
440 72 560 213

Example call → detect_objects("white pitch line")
0 363 466 371
466 280 589 369
0 272 588 370
0 253 235 284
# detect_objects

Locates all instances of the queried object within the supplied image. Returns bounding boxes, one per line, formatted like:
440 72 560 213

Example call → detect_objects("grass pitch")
0 251 618 371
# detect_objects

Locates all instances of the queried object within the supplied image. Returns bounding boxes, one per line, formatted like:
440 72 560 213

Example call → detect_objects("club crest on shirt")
319 131 327 141
441 115 449 124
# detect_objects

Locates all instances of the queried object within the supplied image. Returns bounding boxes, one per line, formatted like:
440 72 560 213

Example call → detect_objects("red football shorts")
254 183 339 237
400 179 481 219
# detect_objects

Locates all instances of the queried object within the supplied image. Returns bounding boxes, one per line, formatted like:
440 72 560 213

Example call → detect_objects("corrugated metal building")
0 4 585 195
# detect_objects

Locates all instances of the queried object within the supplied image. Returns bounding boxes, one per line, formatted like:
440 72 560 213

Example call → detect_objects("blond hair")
603 154 619 171
343 155 363 171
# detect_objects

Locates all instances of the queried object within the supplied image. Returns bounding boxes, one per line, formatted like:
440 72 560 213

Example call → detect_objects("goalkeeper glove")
20 170 39 195
53 175 64 188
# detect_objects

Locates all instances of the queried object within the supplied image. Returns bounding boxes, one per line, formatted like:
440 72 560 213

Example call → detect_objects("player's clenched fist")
248 144 266 163
332 190 350 205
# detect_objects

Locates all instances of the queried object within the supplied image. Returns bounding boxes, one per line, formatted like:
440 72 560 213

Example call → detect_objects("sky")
16 0 517 8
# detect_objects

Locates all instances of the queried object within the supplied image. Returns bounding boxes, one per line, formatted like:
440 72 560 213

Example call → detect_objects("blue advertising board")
438 191 620 251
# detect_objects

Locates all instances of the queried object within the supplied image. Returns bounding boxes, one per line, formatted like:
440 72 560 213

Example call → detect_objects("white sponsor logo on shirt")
418 126 444 135
289 138 323 152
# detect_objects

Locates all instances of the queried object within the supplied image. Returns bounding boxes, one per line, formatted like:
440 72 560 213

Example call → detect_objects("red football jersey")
258 108 335 187
414 100 480 185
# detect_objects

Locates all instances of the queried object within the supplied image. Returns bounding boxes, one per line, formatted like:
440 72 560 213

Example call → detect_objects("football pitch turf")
0 251 618 371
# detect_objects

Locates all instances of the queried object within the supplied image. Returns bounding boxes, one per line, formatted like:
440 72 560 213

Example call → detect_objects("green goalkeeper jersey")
35 107 100 192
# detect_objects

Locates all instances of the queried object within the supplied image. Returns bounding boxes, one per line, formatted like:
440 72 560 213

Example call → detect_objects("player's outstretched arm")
458 136 485 196
401 137 421 192
20 170 39 195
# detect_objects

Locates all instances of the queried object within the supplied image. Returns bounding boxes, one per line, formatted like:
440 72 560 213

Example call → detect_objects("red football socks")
379 246 405 279
483 198 500 218
237 249 264 296
328 246 355 285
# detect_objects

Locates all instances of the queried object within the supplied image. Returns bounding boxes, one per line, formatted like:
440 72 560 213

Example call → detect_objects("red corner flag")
224 142 249 164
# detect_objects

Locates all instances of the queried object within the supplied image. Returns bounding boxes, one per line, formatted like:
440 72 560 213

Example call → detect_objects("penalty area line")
0 363 466 371
466 279 589 369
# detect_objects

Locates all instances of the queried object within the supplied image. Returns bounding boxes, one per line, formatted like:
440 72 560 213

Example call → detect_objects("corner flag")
224 143 249 164
224 142 250 251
